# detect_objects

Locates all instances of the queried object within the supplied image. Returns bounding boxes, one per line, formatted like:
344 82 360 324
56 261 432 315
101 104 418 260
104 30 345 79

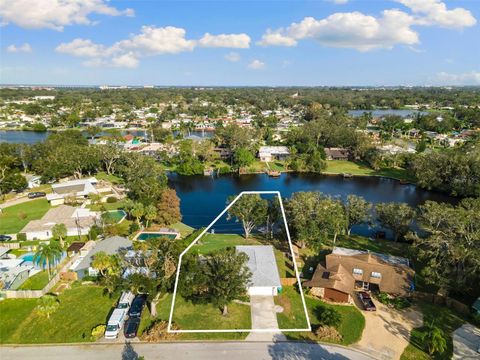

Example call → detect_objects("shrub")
315 306 342 328
16 233 27 242
140 321 180 342
88 225 102 240
91 324 106 340
217 165 232 174
129 222 140 234
106 196 118 203
376 292 411 310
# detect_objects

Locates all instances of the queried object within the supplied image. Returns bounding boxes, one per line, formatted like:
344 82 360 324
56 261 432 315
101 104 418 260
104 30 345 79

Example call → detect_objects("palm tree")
36 295 60 319
52 223 67 248
144 205 157 228
34 242 63 280
91 251 114 277
422 322 447 355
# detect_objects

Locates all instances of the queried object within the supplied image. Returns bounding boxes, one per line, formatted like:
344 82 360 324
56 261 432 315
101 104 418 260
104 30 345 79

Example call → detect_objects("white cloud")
436 71 480 85
111 52 139 68
56 38 107 58
258 0 476 51
224 52 241 62
257 29 297 47
6 43 32 53
0 0 134 31
248 59 265 70
198 33 250 48
397 0 476 28
329 0 349 4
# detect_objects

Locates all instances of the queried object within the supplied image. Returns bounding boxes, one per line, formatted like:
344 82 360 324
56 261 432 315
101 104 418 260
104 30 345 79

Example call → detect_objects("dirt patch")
354 297 423 360
276 294 291 315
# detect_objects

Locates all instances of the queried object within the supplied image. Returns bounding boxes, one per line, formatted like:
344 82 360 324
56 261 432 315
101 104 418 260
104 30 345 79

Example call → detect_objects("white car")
104 308 127 339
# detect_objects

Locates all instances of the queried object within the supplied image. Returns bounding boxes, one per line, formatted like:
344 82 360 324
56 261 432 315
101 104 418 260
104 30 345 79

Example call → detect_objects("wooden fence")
413 291 471 315
281 278 298 286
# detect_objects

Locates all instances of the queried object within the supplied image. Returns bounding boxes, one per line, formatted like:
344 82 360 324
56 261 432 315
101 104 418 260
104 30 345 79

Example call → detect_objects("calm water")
169 173 457 237
348 109 427 118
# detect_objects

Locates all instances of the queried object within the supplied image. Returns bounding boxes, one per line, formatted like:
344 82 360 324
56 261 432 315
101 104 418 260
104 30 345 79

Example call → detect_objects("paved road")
1 341 375 360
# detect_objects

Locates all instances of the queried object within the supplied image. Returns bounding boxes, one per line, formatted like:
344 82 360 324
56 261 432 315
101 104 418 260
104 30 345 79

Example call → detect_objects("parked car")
117 291 135 310
28 192 46 199
128 295 147 318
104 309 127 339
124 317 141 339
358 291 376 311
0 235 13 242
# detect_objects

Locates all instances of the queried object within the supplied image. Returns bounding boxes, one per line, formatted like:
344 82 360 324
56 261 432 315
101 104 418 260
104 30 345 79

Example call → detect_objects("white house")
46 177 109 206
258 146 290 162
236 245 282 296
20 205 99 240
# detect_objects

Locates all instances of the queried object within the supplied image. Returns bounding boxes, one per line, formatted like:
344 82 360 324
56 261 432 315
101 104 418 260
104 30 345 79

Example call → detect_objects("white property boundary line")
168 190 312 333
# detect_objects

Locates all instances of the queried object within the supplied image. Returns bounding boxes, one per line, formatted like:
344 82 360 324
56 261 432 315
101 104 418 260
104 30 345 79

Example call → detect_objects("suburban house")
24 174 42 189
258 146 290 162
19 205 99 240
304 247 415 303
46 177 111 206
324 148 350 161
70 236 132 279
236 245 282 296
66 242 86 257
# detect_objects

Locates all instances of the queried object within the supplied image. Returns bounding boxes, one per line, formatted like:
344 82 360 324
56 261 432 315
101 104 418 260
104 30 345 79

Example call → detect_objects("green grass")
95 171 124 184
156 293 250 340
171 222 194 238
275 249 295 278
280 289 365 345
324 160 413 182
401 301 468 360
0 285 116 344
89 199 127 211
275 286 310 329
0 199 50 234
138 306 152 337
192 233 261 254
18 271 50 290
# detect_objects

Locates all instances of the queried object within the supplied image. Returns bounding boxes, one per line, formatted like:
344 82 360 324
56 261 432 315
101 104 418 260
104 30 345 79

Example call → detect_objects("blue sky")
1 0 479 86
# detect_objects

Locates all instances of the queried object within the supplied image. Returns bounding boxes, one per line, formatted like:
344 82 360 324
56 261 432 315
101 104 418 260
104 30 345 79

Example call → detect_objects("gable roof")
236 245 281 288
304 263 355 294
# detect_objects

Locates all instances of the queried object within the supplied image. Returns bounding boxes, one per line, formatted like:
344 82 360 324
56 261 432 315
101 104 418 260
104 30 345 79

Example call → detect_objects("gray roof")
73 236 132 272
332 247 410 267
236 245 281 288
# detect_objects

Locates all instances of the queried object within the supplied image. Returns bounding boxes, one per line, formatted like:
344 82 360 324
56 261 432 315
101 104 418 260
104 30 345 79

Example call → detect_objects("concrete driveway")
246 296 286 342
353 296 423 360
453 323 480 359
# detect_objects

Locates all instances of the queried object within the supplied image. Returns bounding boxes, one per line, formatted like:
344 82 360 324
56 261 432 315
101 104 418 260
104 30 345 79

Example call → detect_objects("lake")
348 109 428 118
168 173 457 237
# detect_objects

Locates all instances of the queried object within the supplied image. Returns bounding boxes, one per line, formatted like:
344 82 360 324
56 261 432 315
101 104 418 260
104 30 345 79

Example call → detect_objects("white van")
104 308 127 339
117 291 135 310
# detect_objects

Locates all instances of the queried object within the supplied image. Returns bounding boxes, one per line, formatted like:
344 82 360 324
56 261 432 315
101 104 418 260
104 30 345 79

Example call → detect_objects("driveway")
0 341 375 360
353 297 423 360
246 296 286 342
453 323 480 359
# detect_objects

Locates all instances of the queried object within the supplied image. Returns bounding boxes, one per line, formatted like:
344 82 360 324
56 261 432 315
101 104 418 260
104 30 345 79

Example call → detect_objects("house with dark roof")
236 245 282 296
304 247 414 303
324 148 350 161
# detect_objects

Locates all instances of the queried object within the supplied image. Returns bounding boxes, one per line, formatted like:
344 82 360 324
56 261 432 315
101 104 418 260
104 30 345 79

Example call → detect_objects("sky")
0 0 479 86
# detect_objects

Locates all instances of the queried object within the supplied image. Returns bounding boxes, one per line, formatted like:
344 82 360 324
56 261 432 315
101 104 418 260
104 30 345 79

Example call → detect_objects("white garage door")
248 287 276 296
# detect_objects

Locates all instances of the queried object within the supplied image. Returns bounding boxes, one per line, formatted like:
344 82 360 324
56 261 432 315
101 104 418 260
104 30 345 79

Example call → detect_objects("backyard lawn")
156 293 250 340
95 171 124 184
0 285 116 344
279 287 365 345
171 222 194 238
275 285 310 329
0 199 50 234
192 233 261 254
324 160 413 181
401 301 468 360
17 271 49 290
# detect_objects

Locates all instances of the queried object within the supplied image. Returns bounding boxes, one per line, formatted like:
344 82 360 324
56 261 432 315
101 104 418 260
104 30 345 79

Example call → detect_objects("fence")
413 291 471 315
281 278 298 286
3 254 79 299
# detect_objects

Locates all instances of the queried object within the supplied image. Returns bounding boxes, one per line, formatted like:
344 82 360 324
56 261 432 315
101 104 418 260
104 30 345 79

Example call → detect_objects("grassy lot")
0 199 50 234
192 233 261 254
171 222 195 238
280 288 365 345
324 160 413 182
275 286 310 329
275 249 295 278
401 301 468 360
89 199 127 211
156 293 250 340
17 271 49 290
95 171 124 184
0 285 116 344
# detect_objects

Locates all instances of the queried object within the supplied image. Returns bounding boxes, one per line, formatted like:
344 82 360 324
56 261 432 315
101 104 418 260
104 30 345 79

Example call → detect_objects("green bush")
129 222 140 234
88 225 102 240
376 292 411 310
16 233 27 242
106 196 118 204
217 165 232 174
315 305 342 328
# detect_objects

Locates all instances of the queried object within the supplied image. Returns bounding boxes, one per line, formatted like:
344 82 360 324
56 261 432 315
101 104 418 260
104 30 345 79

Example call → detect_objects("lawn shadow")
268 341 350 360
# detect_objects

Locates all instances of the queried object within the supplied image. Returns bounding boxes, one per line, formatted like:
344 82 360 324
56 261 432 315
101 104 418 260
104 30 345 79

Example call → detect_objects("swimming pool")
102 210 127 224
135 231 179 241
20 253 35 262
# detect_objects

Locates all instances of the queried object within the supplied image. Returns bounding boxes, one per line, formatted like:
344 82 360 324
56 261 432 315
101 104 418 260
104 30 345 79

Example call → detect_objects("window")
353 268 363 275
371 271 382 278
